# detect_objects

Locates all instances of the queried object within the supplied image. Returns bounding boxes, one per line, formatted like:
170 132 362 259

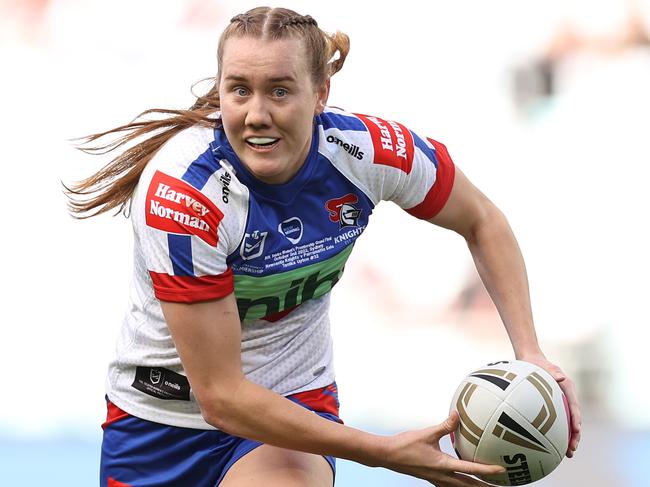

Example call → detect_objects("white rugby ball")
449 360 570 485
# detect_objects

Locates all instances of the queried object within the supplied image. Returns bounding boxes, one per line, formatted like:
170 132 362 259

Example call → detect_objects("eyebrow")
223 74 297 84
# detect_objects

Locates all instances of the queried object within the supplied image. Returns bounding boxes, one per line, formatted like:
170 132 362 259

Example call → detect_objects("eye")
273 88 288 98
234 86 249 97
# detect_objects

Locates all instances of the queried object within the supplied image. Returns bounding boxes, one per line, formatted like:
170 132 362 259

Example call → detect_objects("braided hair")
221 7 349 84
66 7 349 217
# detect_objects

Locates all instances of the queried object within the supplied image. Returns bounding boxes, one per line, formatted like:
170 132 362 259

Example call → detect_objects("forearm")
465 205 541 358
200 377 387 466
162 298 389 467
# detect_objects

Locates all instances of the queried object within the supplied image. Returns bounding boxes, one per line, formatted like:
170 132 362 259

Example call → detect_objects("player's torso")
211 123 376 322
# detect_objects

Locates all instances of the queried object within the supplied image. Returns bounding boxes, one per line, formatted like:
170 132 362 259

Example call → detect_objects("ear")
314 78 330 115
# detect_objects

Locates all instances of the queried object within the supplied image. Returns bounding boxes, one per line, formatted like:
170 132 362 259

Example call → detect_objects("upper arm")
134 157 239 303
427 167 497 239
160 294 244 412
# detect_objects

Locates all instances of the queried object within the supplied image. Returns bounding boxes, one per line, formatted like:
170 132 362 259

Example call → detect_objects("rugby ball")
449 360 570 485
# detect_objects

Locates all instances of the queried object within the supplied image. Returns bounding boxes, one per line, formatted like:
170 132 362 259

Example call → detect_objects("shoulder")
134 125 248 254
315 107 455 215
145 124 217 181
316 107 438 174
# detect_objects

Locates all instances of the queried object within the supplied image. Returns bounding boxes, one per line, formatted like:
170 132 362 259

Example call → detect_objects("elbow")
464 199 508 246
194 385 241 433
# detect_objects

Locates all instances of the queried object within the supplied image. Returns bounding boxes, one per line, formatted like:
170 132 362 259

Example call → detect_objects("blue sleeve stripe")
168 234 194 276
318 112 367 132
412 132 439 169
182 147 221 190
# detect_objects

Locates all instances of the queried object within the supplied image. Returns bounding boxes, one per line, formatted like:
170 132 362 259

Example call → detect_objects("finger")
557 378 582 456
442 454 505 477
429 471 500 487
547 364 566 382
449 471 501 487
432 411 460 439
553 371 566 382
568 427 581 457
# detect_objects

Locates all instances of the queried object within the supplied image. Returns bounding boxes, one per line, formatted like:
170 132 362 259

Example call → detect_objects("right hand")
384 411 504 486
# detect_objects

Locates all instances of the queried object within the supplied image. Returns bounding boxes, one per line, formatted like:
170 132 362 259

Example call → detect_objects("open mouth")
246 137 280 150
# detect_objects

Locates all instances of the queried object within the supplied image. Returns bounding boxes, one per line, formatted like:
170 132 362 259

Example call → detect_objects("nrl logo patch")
240 230 268 260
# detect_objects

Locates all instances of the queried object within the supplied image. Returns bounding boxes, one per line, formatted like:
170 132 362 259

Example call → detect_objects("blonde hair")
66 6 350 217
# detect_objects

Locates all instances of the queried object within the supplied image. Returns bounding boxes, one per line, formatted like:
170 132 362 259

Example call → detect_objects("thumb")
434 410 460 438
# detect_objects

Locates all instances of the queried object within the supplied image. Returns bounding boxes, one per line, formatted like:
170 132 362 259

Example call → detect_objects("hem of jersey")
279 372 335 398
105 372 336 431
106 392 217 430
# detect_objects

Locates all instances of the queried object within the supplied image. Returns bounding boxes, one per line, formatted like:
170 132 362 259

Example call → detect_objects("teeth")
247 137 278 145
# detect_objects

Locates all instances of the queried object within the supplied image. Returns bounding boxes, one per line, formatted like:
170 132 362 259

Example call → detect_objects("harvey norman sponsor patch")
355 114 414 174
146 170 223 246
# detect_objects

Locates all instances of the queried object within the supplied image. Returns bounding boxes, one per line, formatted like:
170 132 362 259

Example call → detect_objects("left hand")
518 353 581 458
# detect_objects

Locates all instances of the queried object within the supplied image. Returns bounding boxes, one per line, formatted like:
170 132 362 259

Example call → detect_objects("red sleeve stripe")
149 268 234 303
405 138 456 220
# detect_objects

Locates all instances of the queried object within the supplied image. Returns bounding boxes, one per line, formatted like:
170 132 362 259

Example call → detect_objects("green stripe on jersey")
235 244 354 320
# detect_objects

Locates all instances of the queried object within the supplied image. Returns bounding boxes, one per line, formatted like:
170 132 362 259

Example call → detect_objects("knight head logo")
325 194 361 228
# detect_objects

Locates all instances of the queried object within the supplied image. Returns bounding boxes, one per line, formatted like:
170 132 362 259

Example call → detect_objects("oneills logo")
326 134 364 160
146 171 223 246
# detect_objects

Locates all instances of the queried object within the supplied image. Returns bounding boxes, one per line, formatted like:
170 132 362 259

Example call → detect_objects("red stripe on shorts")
290 384 341 420
102 401 130 430
108 477 133 487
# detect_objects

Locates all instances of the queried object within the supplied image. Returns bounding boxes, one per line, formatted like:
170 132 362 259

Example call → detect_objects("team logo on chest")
325 193 362 228
240 230 268 260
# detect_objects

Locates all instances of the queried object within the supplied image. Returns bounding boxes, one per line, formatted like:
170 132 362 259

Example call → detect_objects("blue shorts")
100 383 341 487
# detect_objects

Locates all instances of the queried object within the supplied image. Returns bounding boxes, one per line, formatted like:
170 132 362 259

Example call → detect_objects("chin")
248 164 287 184
244 156 295 184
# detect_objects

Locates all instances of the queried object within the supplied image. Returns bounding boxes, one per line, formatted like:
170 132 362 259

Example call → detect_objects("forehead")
220 36 309 82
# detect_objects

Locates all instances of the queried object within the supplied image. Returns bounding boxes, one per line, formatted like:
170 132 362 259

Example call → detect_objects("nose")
245 93 272 128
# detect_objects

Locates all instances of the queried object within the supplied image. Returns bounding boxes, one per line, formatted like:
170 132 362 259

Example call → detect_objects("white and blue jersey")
106 106 456 429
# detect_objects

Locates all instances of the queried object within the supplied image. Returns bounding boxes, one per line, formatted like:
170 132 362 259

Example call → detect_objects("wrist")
510 331 542 361
346 430 392 468
514 346 545 362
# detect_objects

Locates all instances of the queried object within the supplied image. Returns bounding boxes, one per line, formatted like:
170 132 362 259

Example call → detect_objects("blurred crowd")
1 0 648 438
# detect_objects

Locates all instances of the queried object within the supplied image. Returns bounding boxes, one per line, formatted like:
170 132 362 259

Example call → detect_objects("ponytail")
65 88 220 218
66 6 351 219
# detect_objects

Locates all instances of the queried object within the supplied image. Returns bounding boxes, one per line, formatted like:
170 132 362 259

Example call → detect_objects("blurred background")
1 0 648 485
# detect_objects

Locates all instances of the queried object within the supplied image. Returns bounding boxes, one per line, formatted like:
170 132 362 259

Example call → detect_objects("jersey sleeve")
354 113 456 220
132 132 237 304
318 109 456 221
